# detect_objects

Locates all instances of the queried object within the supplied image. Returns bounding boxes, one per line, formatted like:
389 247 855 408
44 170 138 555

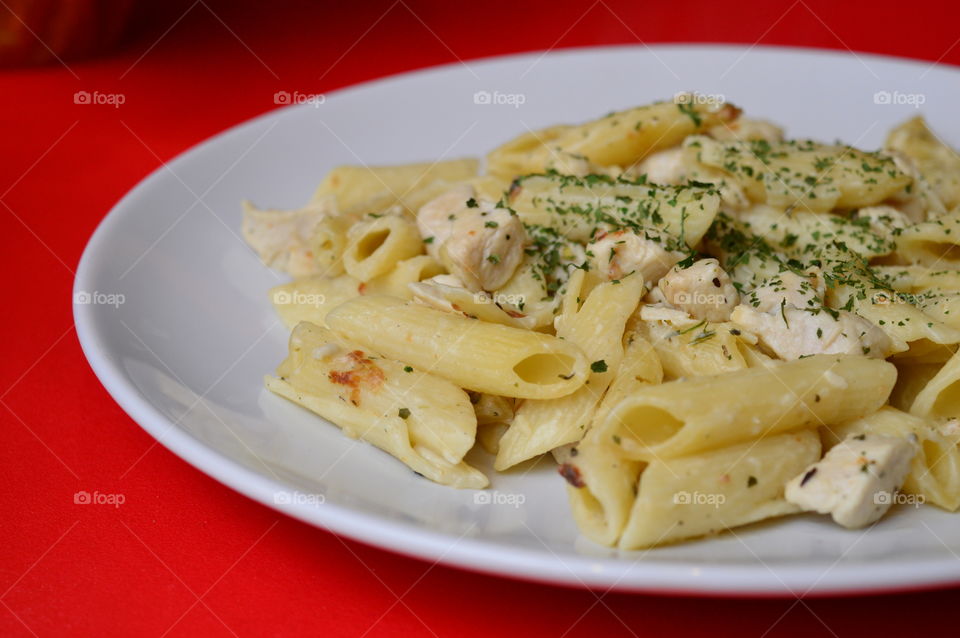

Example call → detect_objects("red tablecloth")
3 0 958 635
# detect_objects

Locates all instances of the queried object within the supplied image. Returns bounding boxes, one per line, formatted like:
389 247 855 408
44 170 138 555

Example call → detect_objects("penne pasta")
325 295 590 398
618 430 820 549
244 98 960 547
507 173 720 247
311 159 479 210
562 332 663 546
602 355 895 460
267 322 487 488
342 214 424 282
495 271 645 469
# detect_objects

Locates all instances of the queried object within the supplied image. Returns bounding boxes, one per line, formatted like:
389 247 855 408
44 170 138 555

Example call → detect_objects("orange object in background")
0 0 135 67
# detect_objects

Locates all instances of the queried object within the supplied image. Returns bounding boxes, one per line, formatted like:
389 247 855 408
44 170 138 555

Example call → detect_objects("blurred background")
4 0 957 71
0 0 182 67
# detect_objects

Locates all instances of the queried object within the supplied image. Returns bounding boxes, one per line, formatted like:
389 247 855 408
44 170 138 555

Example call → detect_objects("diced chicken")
442 208 525 292
416 183 475 259
587 229 683 284
743 269 824 313
644 285 668 305
937 418 960 439
853 205 911 236
417 186 526 291
708 118 784 143
545 151 612 177
672 136 751 210
732 267 892 360
658 258 739 322
241 198 333 277
635 147 688 185
730 305 892 360
409 274 466 313
409 272 535 329
785 433 917 528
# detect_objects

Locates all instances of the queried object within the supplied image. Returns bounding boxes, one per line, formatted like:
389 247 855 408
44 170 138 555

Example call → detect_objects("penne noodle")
495 272 645 469
508 173 719 247
267 322 487 488
603 355 895 460
342 214 424 282
325 295 590 398
311 159 479 210
244 100 960 548
619 430 820 549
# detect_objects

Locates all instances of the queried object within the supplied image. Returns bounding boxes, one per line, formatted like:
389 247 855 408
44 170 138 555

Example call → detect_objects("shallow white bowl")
75 45 960 596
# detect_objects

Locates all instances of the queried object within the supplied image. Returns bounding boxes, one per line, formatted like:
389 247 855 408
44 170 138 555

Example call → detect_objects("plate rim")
74 43 960 597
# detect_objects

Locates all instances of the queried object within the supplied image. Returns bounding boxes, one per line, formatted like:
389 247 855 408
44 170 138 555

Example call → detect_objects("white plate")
75 45 960 596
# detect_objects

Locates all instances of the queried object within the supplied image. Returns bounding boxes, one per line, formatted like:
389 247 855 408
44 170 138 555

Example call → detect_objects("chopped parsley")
590 360 608 373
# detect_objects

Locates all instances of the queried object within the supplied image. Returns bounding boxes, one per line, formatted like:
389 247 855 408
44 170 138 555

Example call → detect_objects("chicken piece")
853 205 911 236
416 186 526 291
627 141 749 210
658 258 739 322
545 151 614 177
742 269 824 313
708 118 784 143
730 305 892 360
937 418 960 439
416 183 475 260
643 137 746 211
643 285 668 305
408 274 467 313
732 268 892 360
441 206 525 291
587 229 683 284
635 147 688 185
785 433 917 528
241 198 333 277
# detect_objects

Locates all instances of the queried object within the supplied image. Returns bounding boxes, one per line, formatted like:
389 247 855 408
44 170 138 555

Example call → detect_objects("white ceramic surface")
75 45 960 596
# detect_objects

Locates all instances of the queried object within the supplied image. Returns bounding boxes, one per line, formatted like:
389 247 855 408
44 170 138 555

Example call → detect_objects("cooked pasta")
244 96 960 548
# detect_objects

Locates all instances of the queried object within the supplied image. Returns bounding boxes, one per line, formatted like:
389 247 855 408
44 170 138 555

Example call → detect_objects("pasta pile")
243 95 960 548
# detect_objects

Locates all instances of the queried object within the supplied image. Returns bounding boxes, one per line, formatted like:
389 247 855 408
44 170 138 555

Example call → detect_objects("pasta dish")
241 95 960 549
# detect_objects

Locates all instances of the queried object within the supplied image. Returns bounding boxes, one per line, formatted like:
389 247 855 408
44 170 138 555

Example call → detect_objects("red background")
3 1 959 635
